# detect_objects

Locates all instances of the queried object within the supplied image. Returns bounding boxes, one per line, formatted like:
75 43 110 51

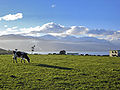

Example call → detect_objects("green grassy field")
0 55 120 90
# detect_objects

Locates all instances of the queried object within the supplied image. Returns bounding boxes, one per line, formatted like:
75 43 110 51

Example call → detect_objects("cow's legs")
13 56 17 63
13 56 15 63
21 57 25 63
21 58 23 63
15 57 17 63
13 53 17 63
13 58 15 63
23 58 25 63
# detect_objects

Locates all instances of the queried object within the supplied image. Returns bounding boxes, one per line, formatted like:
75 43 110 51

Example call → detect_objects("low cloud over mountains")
0 34 119 52
0 22 120 41
0 22 120 52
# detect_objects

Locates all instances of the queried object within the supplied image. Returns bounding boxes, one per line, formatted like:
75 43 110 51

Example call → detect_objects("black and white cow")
13 51 30 63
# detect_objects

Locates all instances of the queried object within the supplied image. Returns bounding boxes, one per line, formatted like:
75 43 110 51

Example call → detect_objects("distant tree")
53 53 57 55
59 50 66 55
48 53 52 55
85 54 89 56
80 54 84 56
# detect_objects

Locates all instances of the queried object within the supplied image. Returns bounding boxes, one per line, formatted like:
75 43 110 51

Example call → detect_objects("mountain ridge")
0 34 119 52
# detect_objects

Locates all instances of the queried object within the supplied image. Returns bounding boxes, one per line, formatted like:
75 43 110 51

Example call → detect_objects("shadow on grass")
36 64 73 70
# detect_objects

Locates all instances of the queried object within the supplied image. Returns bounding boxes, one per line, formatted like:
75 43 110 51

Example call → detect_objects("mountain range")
0 34 119 52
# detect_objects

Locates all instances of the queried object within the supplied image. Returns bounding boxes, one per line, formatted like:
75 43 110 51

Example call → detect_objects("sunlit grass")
0 55 120 89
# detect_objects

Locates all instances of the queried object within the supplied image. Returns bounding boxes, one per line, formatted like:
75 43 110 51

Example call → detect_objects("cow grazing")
13 51 30 63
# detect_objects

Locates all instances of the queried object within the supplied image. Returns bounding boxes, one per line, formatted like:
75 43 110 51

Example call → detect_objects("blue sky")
0 0 120 30
0 0 120 41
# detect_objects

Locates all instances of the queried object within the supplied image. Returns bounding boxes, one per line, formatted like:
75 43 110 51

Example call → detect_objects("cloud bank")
0 13 23 21
0 22 120 41
66 26 89 35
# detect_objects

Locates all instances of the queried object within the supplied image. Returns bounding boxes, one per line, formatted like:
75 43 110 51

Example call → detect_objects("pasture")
0 55 120 90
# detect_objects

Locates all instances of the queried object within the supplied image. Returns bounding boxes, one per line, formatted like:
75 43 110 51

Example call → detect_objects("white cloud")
0 22 120 41
0 22 89 37
30 22 68 34
51 4 56 8
86 29 120 40
28 22 89 37
30 25 120 40
66 26 89 35
0 26 20 36
4 25 8 28
87 29 114 36
104 32 120 41
0 13 23 21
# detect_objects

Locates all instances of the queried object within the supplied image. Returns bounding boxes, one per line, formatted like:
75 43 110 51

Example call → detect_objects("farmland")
0 55 120 90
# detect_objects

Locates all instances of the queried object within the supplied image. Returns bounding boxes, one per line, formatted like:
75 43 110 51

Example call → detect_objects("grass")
0 55 120 90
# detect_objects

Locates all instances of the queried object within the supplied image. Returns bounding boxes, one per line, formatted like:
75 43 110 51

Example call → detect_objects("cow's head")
13 51 16 54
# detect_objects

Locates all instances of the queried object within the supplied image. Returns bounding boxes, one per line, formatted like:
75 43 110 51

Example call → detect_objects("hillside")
0 48 12 54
